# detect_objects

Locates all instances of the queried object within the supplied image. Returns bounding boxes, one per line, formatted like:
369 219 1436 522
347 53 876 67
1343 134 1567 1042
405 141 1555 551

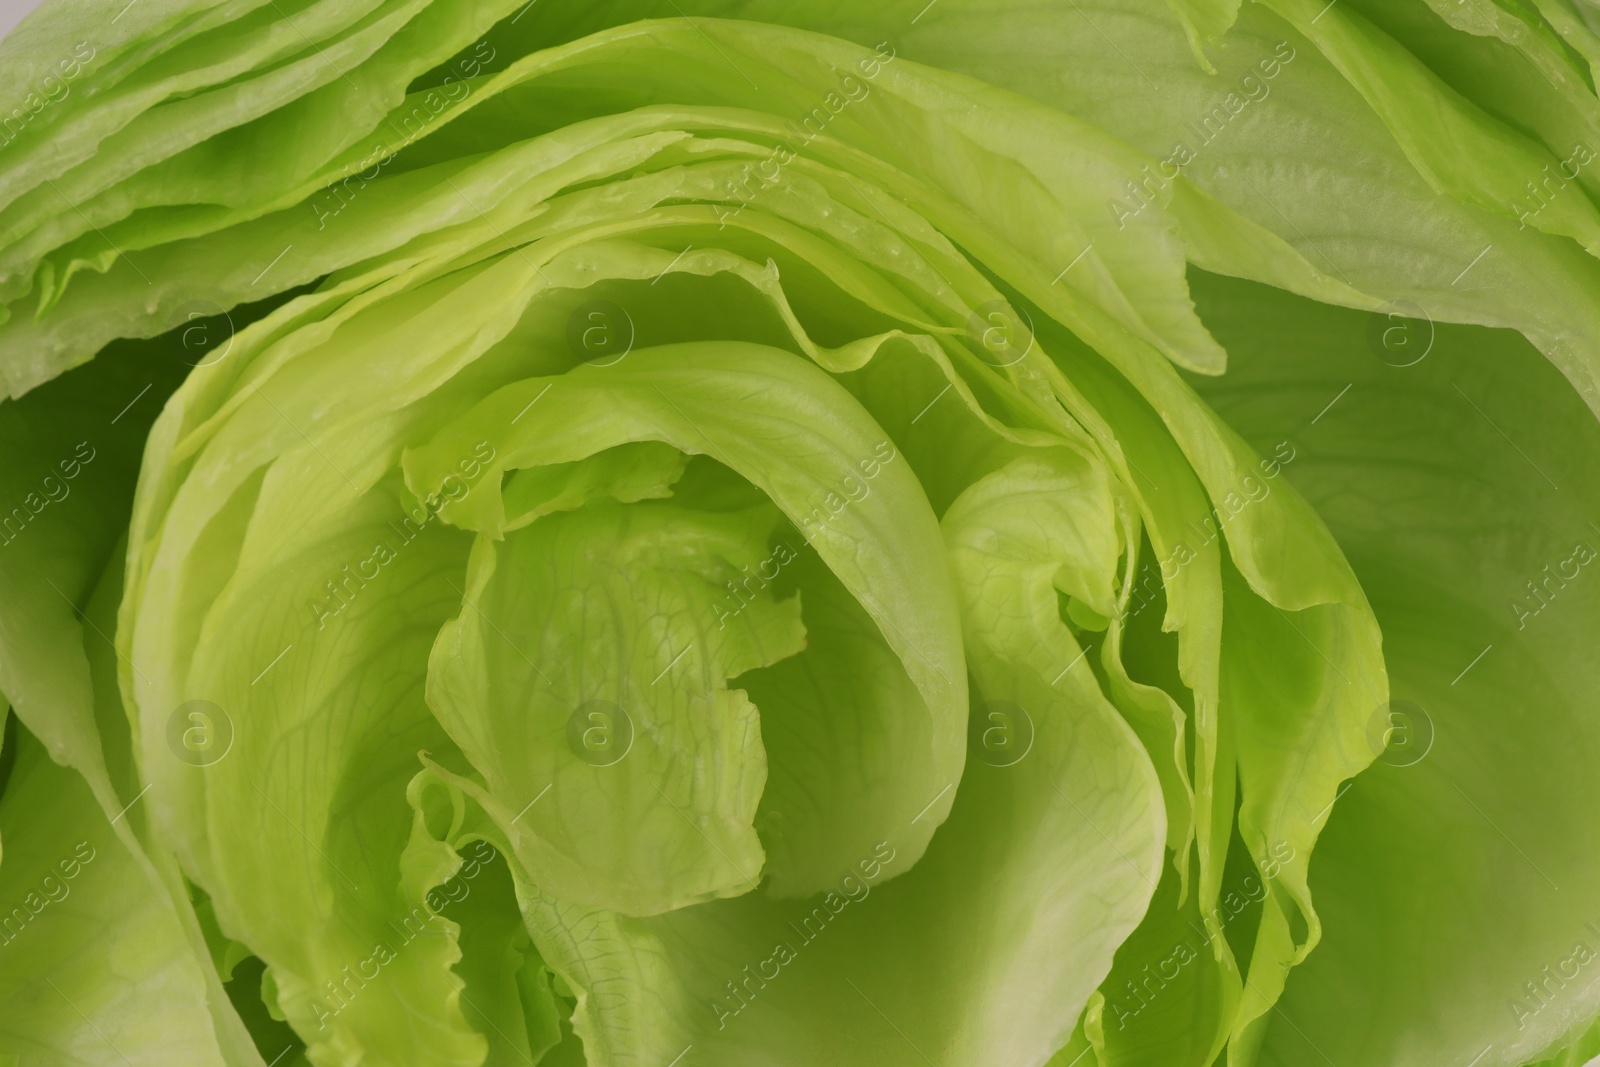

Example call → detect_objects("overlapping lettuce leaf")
0 1 1594 1066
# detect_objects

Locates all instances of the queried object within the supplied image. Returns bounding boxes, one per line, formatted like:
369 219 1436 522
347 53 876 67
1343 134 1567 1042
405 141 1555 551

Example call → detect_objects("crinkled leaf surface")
3 2 1599 1066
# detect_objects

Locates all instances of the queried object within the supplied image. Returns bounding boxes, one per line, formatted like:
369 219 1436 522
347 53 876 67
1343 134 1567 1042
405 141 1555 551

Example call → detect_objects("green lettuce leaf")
3 2 1598 1065
1190 267 1600 1067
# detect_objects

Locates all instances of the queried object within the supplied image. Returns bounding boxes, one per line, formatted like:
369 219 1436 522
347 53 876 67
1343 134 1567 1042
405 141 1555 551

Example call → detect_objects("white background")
0 0 49 43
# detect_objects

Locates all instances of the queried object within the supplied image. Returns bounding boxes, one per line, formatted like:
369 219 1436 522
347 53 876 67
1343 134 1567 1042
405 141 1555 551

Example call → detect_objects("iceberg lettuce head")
1 2 1599 1066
